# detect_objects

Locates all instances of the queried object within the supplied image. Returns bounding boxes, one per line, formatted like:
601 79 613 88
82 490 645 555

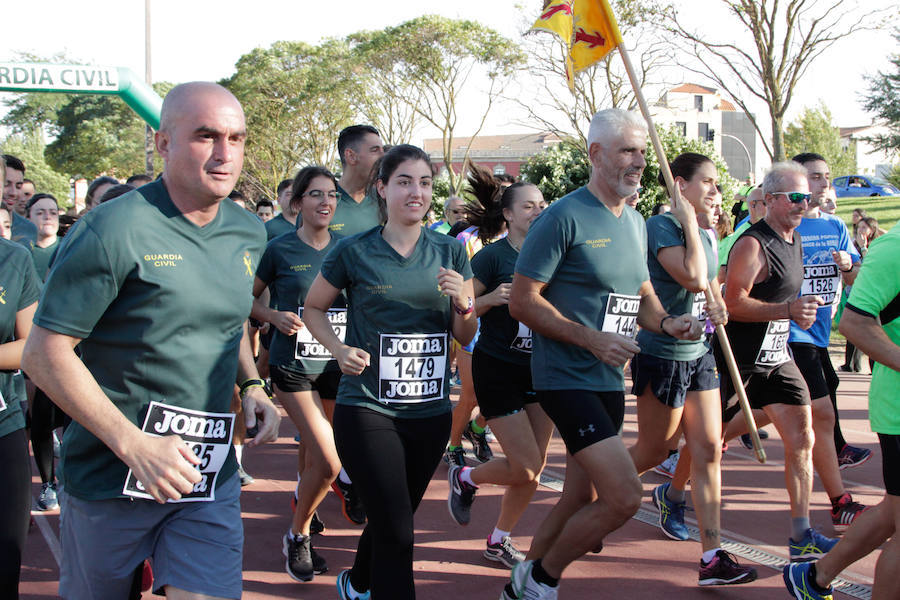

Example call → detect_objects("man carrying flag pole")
502 2 764 598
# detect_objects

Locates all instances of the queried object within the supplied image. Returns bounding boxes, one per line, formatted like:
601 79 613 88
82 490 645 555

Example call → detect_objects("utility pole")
144 0 154 176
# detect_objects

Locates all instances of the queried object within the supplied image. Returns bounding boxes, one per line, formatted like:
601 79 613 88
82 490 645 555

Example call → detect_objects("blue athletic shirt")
788 213 859 347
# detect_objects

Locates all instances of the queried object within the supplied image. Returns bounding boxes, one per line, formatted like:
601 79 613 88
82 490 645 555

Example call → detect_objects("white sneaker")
510 560 558 599
652 450 679 478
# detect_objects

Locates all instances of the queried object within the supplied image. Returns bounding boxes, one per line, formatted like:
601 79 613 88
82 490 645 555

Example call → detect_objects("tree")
784 103 857 176
863 30 900 156
346 31 422 146
1 132 72 204
352 16 524 193
3 82 172 181
521 126 738 217
669 0 892 161
224 39 358 200
515 0 673 148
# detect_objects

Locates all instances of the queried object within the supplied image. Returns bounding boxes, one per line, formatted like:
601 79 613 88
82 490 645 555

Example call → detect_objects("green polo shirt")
515 186 649 392
255 231 344 374
329 186 381 238
846 224 900 434
321 226 472 418
718 221 751 268
0 240 41 438
31 238 59 281
265 213 296 241
11 212 37 248
637 214 716 361
34 180 266 500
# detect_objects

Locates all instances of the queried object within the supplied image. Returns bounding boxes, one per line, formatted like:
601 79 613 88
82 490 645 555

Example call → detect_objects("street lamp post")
720 133 754 184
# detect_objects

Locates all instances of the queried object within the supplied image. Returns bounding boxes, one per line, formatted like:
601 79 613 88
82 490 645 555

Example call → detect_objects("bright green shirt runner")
845 223 900 434
0 240 41 438
329 186 381 238
321 226 472 419
515 187 649 392
34 181 266 500
637 214 716 361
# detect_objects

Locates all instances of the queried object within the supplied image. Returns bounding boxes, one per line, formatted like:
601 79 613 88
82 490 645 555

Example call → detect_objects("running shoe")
783 562 834 600
739 428 770 450
337 569 371 600
484 536 526 568
447 465 477 525
310 511 326 535
651 483 689 541
238 465 254 487
698 550 757 586
37 481 59 511
789 528 838 563
652 450 679 478
282 533 327 582
499 583 518 600
837 444 872 470
331 479 366 525
443 445 466 467
463 422 494 463
510 560 558 599
831 493 867 533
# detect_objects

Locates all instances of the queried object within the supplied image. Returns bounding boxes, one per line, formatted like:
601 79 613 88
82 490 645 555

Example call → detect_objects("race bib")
378 333 447 404
123 402 234 503
295 307 346 360
510 321 533 353
601 294 640 338
690 292 707 320
801 264 839 305
755 319 791 367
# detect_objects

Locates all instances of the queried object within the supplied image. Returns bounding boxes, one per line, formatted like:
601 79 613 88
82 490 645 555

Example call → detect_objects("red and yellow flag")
531 0 624 89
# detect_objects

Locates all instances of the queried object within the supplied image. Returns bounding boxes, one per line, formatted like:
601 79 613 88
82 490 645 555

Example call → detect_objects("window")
493 164 506 176
698 122 709 141
694 95 704 111
675 122 687 137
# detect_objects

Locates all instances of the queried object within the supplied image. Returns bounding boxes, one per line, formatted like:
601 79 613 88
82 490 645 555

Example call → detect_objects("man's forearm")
22 326 142 460
510 291 593 351
839 310 900 372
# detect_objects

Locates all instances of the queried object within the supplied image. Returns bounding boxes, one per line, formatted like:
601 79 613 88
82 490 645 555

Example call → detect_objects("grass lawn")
835 194 900 231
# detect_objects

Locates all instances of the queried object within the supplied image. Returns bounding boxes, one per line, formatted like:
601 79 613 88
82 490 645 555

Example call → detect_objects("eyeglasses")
773 191 811 204
303 190 338 200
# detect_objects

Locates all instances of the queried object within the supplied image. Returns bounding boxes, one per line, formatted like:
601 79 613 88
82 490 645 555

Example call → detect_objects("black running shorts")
472 347 537 420
878 434 900 497
721 360 810 424
537 389 624 455
271 365 341 399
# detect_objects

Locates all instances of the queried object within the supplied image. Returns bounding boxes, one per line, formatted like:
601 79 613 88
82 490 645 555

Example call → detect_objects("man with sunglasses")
719 161 838 562
786 153 869 533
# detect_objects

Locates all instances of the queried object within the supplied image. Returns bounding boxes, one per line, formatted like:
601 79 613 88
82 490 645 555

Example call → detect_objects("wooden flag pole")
615 43 766 463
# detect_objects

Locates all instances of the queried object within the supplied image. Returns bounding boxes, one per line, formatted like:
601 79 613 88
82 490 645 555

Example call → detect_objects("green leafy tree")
863 30 900 156
784 103 857 176
1 131 72 204
224 39 357 200
351 16 524 193
521 127 738 217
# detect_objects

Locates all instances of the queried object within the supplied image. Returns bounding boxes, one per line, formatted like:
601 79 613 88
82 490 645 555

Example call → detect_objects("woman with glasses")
251 166 345 583
628 152 756 585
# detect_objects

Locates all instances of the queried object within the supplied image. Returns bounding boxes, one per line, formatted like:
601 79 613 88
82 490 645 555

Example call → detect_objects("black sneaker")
282 533 315 582
447 465 477 525
463 422 494 463
310 511 326 535
484 536 525 568
443 446 466 467
331 479 366 525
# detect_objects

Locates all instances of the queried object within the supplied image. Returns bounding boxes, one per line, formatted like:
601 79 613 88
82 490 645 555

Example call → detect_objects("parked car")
832 175 900 198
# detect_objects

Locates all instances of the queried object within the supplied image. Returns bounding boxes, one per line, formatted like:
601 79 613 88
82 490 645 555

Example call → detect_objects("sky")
1 0 897 144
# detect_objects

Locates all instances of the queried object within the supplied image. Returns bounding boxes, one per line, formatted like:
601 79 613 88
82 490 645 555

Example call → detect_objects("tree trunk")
771 114 785 162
